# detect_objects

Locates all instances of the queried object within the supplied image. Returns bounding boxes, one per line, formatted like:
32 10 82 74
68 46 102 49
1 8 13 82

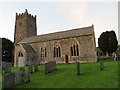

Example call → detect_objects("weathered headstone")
3 62 12 73
34 64 38 72
28 65 33 73
2 62 6 66
100 61 104 70
14 70 24 86
4 72 15 88
23 71 31 83
77 62 81 75
45 61 56 74
2 62 6 72
20 68 25 72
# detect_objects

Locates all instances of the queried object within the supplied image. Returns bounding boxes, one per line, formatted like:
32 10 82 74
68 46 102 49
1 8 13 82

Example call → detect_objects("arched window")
76 45 79 56
18 52 23 57
73 45 76 56
45 47 46 57
70 45 79 56
40 47 47 58
54 47 56 57
70 46 73 56
58 47 61 57
54 46 61 57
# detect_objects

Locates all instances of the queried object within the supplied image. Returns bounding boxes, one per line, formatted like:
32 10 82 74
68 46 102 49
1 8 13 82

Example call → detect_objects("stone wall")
14 33 97 67
26 52 37 65
30 35 97 64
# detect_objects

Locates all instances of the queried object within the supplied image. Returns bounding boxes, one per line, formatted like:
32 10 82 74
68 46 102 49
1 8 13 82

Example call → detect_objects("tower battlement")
14 9 37 44
16 9 36 21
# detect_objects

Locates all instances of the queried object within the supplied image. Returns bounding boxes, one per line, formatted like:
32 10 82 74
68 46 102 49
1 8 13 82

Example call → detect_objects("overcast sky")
0 1 119 46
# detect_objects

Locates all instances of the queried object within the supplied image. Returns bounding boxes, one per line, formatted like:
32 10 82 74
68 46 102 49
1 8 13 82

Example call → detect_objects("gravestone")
23 71 31 83
34 64 38 72
45 61 56 74
2 62 6 72
3 62 12 73
2 62 6 67
4 72 15 88
77 62 81 75
28 65 33 73
14 70 24 86
20 68 25 72
100 61 104 70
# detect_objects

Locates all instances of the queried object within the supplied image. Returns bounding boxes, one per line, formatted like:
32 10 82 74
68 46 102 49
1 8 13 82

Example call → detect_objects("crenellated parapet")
14 9 37 44
16 9 36 21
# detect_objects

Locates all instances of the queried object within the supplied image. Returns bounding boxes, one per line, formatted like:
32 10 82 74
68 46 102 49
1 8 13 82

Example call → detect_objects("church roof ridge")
18 25 94 44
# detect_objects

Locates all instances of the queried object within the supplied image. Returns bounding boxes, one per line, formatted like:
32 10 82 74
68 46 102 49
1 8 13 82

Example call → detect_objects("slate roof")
20 43 36 53
18 25 94 44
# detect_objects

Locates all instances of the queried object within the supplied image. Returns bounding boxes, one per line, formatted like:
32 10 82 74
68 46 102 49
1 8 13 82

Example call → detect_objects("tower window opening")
19 23 22 26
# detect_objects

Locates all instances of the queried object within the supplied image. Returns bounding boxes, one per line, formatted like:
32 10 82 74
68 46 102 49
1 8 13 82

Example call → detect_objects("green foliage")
117 45 120 53
96 47 105 56
2 38 14 63
98 31 118 55
0 75 2 90
97 56 113 60
11 61 118 88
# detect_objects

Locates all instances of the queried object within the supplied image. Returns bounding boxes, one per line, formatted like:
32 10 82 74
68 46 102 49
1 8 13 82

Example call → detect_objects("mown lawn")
12 61 118 88
0 74 2 90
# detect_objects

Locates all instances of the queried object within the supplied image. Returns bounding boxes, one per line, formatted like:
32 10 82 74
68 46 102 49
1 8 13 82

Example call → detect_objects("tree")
0 38 2 65
98 31 118 55
96 47 105 56
2 38 14 63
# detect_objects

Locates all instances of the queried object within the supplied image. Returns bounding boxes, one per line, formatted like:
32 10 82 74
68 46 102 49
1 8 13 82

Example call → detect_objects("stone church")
14 9 97 67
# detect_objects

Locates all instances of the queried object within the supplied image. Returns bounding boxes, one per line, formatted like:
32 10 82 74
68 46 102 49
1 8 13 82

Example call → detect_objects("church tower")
14 9 37 44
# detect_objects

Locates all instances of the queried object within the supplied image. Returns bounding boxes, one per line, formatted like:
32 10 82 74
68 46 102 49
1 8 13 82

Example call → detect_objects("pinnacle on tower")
25 9 28 14
92 23 94 27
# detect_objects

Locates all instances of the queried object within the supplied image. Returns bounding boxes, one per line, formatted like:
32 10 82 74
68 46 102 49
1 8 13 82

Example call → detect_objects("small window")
18 52 23 57
76 45 79 56
56 48 58 57
54 47 56 57
73 45 76 56
70 46 73 56
40 47 47 58
45 48 46 57
19 23 22 26
58 47 61 57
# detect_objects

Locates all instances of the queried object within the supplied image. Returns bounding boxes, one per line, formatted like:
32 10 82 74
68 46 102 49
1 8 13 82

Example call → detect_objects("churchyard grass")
12 60 118 88
0 74 2 89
